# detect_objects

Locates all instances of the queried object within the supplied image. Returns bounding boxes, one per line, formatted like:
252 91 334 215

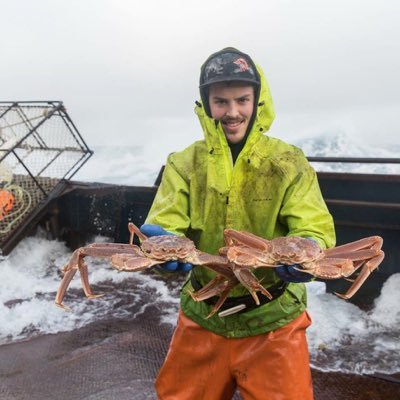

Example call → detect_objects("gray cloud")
1 0 399 148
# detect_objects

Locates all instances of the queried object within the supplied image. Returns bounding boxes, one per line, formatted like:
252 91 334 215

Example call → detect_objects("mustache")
220 117 244 124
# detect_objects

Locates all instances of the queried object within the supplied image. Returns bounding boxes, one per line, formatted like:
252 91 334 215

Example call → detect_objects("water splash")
293 132 400 174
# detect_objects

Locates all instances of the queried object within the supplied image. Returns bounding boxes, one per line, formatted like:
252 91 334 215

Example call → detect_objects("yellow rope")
0 181 32 234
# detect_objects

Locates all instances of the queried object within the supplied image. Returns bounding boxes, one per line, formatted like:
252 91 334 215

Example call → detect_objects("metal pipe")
10 150 48 196
308 156 400 164
326 198 400 210
57 107 93 154
15 105 47 148
0 102 17 120
0 102 63 163
334 219 400 230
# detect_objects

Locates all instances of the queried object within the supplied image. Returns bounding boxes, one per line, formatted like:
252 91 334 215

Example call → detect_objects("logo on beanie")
233 57 249 72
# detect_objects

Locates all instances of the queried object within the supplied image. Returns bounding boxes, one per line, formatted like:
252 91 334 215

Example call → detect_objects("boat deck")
0 304 398 400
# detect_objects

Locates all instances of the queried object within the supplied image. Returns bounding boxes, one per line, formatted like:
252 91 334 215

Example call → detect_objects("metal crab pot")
0 101 93 255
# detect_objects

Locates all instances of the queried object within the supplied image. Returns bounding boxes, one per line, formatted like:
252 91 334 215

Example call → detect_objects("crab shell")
226 236 325 268
141 235 197 261
266 236 324 265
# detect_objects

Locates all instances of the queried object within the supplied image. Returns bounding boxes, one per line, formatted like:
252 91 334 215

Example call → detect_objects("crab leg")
224 229 269 250
342 260 365 282
323 249 381 265
55 268 78 311
231 265 273 305
55 249 104 311
55 244 142 310
335 251 385 299
189 274 239 319
189 274 238 302
111 253 164 271
308 259 369 283
190 252 230 268
128 222 148 243
324 236 383 258
300 257 355 279
205 283 238 319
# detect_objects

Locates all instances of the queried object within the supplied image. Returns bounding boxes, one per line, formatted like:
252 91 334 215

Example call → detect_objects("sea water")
0 133 399 375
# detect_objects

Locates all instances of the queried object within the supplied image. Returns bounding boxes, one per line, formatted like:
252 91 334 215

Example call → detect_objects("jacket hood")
195 62 275 155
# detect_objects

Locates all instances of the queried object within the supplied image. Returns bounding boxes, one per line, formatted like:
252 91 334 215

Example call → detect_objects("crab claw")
231 266 273 305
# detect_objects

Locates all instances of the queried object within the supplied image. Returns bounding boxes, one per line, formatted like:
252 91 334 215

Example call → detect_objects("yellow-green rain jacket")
145 64 336 338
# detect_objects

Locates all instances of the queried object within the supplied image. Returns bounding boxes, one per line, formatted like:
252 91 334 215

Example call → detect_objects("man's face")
209 82 255 144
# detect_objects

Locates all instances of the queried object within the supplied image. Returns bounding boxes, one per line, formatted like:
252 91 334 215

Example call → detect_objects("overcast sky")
1 0 399 155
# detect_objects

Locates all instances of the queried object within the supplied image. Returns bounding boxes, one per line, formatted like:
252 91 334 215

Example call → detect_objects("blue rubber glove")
139 224 193 272
275 264 313 283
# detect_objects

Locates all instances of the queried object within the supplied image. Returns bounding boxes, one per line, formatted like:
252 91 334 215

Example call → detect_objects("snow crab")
55 223 230 310
190 230 384 318
208 229 384 306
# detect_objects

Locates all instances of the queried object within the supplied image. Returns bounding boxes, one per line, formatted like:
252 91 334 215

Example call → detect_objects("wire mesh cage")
0 101 93 254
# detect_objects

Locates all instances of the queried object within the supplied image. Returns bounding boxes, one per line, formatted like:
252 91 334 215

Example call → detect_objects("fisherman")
141 48 335 400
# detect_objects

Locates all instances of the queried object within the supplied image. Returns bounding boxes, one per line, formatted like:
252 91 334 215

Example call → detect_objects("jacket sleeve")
278 160 336 250
145 155 191 236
